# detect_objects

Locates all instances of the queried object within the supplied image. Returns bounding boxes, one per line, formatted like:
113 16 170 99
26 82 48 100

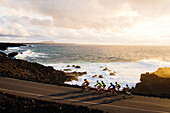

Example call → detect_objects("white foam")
8 47 20 50
45 59 170 89
16 49 47 59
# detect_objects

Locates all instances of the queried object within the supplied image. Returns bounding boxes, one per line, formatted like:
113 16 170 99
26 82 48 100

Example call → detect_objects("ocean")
5 44 170 89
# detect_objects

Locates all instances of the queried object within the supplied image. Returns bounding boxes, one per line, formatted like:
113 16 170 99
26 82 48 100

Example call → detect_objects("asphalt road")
0 76 170 113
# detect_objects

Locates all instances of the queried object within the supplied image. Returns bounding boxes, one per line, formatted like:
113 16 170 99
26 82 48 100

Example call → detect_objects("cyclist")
108 83 116 94
126 84 131 91
83 79 90 89
124 84 131 94
115 82 121 92
94 80 102 91
101 81 106 90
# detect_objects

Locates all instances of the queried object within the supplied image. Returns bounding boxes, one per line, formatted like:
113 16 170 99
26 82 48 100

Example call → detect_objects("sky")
0 0 170 45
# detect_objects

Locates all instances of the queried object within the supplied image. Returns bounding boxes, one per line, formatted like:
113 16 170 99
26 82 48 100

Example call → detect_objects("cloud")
0 0 170 45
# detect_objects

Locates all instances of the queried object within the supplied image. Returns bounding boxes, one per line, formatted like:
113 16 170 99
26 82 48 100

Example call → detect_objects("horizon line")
1 41 170 46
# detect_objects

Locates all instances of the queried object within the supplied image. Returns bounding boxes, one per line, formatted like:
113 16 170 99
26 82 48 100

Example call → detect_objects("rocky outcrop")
8 52 18 58
103 67 109 71
132 67 170 98
0 52 7 57
75 65 81 68
99 75 103 78
0 43 26 50
110 73 115 75
63 69 72 71
65 71 87 81
66 65 71 67
92 75 97 78
0 56 70 84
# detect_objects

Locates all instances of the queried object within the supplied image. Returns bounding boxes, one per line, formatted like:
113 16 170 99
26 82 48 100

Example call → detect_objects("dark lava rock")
103 67 109 71
75 65 81 68
66 65 71 67
65 71 87 81
63 69 72 71
0 58 68 84
0 52 7 57
110 73 115 76
0 46 8 51
8 52 18 58
99 75 103 78
0 42 26 50
92 75 97 78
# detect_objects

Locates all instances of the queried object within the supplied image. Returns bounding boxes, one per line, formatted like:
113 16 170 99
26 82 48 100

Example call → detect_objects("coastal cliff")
132 67 170 98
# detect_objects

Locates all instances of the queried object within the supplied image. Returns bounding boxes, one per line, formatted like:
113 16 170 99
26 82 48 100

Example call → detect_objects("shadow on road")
39 90 134 105
64 92 103 100
91 96 126 106
38 91 81 98
71 94 117 103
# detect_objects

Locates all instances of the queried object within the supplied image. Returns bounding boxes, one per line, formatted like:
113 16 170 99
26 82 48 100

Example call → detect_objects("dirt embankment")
132 67 170 98
0 91 103 113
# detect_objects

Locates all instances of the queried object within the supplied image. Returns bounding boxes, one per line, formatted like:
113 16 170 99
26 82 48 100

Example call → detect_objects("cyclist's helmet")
84 79 87 81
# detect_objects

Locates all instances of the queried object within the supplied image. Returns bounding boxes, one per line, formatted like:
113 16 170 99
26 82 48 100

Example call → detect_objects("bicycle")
82 83 90 92
108 88 117 95
123 88 134 97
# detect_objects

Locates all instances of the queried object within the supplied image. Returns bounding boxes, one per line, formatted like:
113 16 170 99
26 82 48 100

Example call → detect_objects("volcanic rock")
92 75 97 78
64 69 72 71
0 57 69 84
103 67 109 71
132 67 170 98
8 52 18 58
110 73 115 76
65 71 87 77
0 52 7 57
0 43 26 50
65 75 78 81
99 75 103 78
75 65 81 68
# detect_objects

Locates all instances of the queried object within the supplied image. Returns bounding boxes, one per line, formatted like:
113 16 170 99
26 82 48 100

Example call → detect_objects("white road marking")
0 88 169 113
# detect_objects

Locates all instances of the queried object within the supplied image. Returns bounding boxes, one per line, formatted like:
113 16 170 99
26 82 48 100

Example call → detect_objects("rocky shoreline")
1 43 170 99
0 57 66 84
0 91 103 113
132 67 170 98
0 42 26 50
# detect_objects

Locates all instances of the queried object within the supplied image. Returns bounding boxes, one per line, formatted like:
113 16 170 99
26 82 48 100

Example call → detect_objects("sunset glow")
0 0 170 45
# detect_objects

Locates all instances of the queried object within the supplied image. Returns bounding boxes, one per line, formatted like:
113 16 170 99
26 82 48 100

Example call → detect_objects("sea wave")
16 49 47 59
44 59 170 89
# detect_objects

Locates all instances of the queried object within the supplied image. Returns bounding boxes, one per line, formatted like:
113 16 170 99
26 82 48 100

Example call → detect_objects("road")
0 76 170 113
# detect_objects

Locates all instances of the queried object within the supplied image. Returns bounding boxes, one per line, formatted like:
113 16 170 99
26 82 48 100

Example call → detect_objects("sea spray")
44 60 170 89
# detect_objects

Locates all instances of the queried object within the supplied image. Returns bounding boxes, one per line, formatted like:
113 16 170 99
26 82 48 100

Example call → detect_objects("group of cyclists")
83 79 131 95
